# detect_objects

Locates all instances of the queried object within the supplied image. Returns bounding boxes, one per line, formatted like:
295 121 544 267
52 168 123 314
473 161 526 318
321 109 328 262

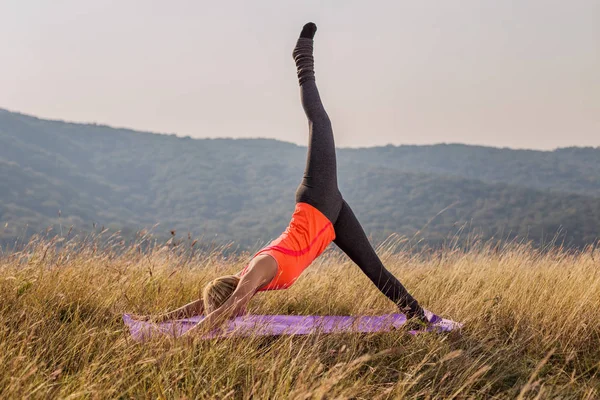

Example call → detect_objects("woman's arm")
154 299 205 322
131 298 204 323
184 255 278 337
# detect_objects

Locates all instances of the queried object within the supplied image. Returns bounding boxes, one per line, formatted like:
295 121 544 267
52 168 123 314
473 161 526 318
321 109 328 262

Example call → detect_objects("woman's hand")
129 314 153 322
129 314 171 323
130 299 205 325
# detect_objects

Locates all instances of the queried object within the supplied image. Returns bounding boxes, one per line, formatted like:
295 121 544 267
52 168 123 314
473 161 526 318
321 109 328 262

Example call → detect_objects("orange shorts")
242 202 335 291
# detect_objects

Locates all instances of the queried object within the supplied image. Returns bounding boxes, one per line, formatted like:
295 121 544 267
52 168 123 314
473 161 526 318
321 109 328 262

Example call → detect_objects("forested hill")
1 108 599 248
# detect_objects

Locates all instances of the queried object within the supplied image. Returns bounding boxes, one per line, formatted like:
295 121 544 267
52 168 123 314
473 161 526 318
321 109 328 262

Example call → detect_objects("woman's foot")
300 22 317 39
293 23 317 85
403 303 427 321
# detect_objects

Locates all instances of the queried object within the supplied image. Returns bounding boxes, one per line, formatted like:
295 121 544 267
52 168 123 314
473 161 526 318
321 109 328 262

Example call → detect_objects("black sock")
293 24 317 86
299 22 317 39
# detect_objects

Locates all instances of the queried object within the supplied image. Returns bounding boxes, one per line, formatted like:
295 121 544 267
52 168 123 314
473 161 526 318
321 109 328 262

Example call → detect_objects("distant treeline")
1 108 599 249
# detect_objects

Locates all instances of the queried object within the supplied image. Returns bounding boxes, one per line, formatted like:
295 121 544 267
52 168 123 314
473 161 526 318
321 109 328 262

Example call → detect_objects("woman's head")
202 275 240 314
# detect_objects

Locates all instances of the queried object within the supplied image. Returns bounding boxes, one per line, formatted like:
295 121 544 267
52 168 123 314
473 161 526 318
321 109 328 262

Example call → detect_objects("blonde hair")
202 275 240 314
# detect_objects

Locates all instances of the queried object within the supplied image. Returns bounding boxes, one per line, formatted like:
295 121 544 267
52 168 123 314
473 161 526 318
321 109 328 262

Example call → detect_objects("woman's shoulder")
242 254 279 285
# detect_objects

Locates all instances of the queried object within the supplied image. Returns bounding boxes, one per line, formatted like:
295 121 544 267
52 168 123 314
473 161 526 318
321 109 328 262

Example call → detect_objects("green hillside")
342 144 600 197
1 108 599 248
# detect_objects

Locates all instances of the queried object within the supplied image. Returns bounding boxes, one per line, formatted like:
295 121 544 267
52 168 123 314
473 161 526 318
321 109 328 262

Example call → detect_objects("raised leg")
293 23 343 223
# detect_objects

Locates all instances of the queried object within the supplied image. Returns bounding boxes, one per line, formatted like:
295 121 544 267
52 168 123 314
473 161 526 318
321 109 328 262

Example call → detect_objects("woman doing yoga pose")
145 23 429 334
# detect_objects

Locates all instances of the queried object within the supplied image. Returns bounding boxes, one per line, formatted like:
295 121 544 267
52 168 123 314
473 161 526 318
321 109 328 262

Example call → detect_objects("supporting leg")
333 200 426 321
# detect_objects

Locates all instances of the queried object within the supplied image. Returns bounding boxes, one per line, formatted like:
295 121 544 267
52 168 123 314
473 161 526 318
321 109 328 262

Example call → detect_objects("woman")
146 23 429 334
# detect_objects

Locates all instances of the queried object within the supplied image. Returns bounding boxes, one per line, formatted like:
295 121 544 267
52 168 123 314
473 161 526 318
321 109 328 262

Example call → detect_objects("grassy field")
1 234 599 399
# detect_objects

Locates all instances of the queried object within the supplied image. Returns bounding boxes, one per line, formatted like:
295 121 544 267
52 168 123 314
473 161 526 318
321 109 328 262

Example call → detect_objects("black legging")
293 33 426 321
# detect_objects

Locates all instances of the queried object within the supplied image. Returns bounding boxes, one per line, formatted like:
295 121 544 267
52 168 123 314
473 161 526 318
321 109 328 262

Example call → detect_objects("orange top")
241 202 335 291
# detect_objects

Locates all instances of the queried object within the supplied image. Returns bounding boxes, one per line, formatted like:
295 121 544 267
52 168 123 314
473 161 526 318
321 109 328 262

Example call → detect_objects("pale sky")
1 0 599 149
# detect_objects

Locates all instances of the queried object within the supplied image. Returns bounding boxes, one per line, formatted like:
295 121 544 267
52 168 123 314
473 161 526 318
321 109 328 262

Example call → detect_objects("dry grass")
1 233 599 399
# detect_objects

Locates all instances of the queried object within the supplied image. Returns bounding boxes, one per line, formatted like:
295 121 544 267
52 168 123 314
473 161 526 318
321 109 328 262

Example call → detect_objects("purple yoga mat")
123 310 462 342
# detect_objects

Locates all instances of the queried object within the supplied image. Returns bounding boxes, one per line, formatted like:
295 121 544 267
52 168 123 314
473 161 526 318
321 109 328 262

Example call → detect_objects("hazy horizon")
3 105 599 152
2 0 598 150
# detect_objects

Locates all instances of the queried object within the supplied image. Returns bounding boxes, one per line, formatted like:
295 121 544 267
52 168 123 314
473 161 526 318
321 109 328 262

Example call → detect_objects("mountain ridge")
3 106 598 152
1 108 598 248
